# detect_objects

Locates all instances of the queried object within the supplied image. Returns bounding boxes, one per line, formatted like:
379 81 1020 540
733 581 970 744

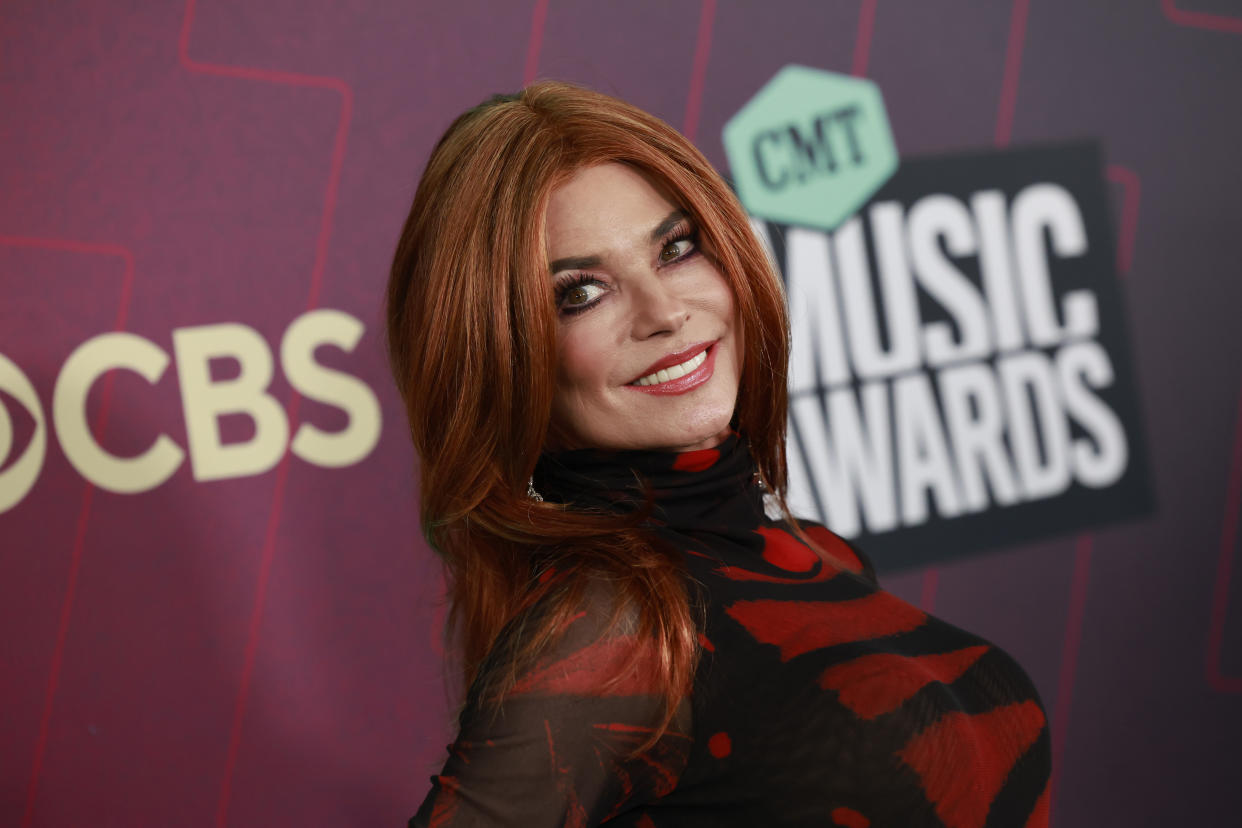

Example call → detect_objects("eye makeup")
554 273 607 316
656 220 699 265
551 217 702 317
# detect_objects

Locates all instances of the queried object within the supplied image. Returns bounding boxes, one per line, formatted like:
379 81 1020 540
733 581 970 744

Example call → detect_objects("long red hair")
386 81 792 750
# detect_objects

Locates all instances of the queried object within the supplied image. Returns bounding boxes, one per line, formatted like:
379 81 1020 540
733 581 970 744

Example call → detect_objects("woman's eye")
559 280 605 309
659 238 695 263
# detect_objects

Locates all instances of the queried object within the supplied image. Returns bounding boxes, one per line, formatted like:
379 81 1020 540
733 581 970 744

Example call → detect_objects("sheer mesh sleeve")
410 578 694 827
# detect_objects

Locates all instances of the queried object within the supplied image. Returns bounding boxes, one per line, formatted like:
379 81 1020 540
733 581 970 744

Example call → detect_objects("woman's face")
543 162 742 453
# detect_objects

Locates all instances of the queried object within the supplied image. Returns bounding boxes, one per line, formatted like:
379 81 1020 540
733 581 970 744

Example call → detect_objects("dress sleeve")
409 578 694 827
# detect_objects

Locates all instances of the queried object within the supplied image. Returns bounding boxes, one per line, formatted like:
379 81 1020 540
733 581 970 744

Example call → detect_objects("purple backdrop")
2 1 1240 825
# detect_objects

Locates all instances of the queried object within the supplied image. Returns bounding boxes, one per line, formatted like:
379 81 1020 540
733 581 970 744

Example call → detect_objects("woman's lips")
632 340 716 379
626 343 717 396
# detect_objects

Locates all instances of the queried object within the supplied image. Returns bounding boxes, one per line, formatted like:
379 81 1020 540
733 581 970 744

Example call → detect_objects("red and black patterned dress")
411 433 1051 827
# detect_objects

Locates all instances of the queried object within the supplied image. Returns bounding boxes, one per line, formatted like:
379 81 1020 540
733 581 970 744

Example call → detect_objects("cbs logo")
0 308 381 514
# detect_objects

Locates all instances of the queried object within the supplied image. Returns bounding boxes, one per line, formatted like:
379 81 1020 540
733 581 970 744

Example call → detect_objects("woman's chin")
652 412 735 452
548 394 738 453
674 425 732 452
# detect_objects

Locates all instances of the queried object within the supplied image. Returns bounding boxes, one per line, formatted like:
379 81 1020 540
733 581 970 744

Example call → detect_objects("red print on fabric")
544 720 590 828
714 528 840 584
831 806 871 828
818 645 990 719
592 721 689 795
427 774 461 827
672 447 721 472
707 731 732 758
510 636 659 696
1024 780 1050 828
897 700 1046 828
714 560 840 585
803 525 865 574
726 594 927 661
758 526 820 572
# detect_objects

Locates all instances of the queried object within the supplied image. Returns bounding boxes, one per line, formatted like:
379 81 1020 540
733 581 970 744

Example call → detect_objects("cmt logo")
724 65 898 231
750 104 867 191
0 309 381 514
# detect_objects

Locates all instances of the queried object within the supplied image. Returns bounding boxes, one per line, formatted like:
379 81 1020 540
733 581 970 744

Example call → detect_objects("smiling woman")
544 163 743 453
386 81 1051 827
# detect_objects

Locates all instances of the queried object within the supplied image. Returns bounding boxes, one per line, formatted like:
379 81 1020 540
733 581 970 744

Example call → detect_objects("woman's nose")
628 269 689 340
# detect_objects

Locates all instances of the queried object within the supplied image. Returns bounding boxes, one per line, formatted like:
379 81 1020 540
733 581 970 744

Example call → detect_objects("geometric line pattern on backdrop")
12 239 134 828
176 2 355 825
850 0 879 79
1158 1 1242 694
995 0 1032 147
1161 0 1242 35
681 0 716 142
522 0 549 87
524 0 718 142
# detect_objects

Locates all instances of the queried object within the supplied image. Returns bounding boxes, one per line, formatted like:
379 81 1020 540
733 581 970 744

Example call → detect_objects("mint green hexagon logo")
723 65 898 231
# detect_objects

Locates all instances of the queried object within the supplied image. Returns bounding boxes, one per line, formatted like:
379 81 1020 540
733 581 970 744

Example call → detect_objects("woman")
387 81 1051 827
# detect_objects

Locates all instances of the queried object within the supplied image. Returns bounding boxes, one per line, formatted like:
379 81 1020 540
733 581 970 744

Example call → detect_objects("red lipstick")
626 341 717 396
632 341 714 380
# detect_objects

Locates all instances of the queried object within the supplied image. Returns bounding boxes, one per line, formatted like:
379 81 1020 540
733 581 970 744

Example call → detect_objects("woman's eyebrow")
649 209 688 242
548 254 602 274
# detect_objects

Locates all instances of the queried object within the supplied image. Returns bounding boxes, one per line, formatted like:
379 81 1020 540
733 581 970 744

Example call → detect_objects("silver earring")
527 478 544 502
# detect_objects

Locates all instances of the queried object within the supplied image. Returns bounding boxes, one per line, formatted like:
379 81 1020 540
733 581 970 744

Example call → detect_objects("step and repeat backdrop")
2 1 1240 825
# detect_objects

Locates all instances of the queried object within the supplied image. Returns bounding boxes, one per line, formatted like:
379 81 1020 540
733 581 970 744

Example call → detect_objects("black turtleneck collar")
531 431 767 530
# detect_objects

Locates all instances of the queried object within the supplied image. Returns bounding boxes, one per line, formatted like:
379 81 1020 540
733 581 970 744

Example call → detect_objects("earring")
527 478 544 502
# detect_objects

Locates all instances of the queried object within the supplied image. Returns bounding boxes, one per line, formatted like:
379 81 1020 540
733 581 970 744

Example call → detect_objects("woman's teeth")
633 349 708 386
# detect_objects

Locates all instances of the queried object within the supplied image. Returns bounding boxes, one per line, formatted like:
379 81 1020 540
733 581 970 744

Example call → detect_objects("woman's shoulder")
781 515 881 588
470 566 661 705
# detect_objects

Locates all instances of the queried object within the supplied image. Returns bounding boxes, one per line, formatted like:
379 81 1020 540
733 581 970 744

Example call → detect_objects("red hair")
386 81 792 750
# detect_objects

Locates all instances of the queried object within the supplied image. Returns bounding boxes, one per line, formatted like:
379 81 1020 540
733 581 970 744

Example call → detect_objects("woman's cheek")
556 326 611 392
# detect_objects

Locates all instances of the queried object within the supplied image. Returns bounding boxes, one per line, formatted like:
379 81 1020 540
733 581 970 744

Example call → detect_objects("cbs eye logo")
0 309 382 515
0 352 49 513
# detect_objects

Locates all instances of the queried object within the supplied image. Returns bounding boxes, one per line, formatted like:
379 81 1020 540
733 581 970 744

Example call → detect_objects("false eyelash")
554 272 605 316
656 225 704 270
658 221 699 255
